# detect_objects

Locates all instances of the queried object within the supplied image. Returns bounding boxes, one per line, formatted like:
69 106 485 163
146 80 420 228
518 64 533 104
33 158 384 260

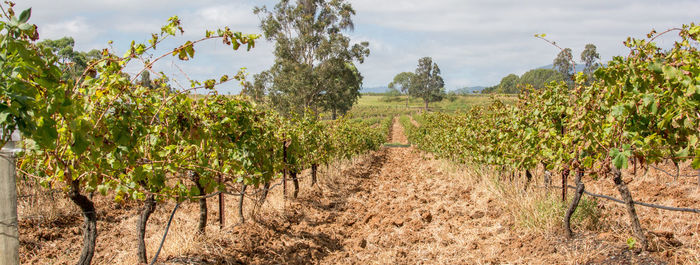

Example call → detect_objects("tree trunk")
406 94 410 108
238 185 247 224
612 167 647 250
673 160 679 182
524 169 533 191
260 182 270 203
332 108 337 120
291 170 299 199
311 164 318 186
198 197 207 234
137 195 156 264
565 169 585 238
424 100 429 111
192 173 207 234
542 163 552 189
561 167 570 202
68 179 97 265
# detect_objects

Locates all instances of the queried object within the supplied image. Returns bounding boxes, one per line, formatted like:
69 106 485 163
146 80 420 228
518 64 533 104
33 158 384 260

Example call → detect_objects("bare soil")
17 118 700 264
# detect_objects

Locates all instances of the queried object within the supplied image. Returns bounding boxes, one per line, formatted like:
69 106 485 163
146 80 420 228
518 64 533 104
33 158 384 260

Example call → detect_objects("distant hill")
451 86 486 94
360 86 390 94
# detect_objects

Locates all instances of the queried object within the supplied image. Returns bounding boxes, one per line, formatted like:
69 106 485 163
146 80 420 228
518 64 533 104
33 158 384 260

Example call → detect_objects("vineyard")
3 2 700 265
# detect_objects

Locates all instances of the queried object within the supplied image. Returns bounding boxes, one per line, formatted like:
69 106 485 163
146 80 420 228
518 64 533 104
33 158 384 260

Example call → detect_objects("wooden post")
282 141 287 198
218 175 224 229
561 167 570 202
1 139 19 265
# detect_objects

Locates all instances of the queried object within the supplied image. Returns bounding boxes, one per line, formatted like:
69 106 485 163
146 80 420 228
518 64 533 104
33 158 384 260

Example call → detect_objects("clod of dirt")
648 231 683 252
421 210 433 223
471 210 485 219
363 213 374 224
392 218 404 227
343 218 356 226
359 238 367 248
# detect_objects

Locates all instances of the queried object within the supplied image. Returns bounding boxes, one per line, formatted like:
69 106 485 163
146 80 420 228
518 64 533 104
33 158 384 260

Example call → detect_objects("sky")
15 0 700 93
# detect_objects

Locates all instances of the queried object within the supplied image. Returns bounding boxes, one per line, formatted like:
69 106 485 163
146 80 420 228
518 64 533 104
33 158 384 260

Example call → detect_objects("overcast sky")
16 0 700 92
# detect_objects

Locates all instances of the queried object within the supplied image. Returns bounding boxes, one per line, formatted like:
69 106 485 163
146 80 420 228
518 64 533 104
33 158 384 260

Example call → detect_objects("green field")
346 94 516 119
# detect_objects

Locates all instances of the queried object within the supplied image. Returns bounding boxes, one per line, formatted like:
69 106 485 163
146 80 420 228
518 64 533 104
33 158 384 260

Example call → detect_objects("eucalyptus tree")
388 71 416 107
412 57 445 110
580 44 600 81
254 0 369 116
553 48 574 78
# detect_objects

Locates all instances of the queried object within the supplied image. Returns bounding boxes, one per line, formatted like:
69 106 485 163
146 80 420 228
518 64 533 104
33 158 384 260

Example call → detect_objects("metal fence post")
0 139 19 265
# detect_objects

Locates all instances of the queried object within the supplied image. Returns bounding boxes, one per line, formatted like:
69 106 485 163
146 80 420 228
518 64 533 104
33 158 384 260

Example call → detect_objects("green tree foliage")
519 68 565 90
318 61 362 119
484 74 520 94
482 69 565 94
412 57 445 110
245 71 271 102
580 43 600 80
139 71 154 89
37 37 101 79
254 0 370 116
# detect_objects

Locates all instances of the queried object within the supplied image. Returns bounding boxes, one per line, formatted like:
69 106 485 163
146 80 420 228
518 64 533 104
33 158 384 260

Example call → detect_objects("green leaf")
18 23 33 31
18 8 32 24
611 105 625 118
689 25 700 35
626 237 636 249
72 131 89 155
609 147 628 169
648 62 663 73
190 185 201 197
675 147 689 158
185 41 194 58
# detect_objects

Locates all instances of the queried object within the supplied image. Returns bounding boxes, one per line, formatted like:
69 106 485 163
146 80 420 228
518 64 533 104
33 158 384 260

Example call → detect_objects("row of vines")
1 4 389 265
403 24 700 249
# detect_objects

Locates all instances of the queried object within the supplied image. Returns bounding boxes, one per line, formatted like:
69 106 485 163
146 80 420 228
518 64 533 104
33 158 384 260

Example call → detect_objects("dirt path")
219 118 560 264
317 116 480 263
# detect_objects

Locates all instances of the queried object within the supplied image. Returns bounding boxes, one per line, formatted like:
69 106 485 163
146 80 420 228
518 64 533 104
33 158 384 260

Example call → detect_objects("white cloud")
39 17 101 44
15 0 700 90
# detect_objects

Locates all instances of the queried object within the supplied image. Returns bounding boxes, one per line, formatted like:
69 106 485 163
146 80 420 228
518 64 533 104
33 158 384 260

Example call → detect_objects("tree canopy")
37 37 101 80
482 69 565 94
412 57 445 110
253 0 370 117
581 43 600 81
553 47 574 78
